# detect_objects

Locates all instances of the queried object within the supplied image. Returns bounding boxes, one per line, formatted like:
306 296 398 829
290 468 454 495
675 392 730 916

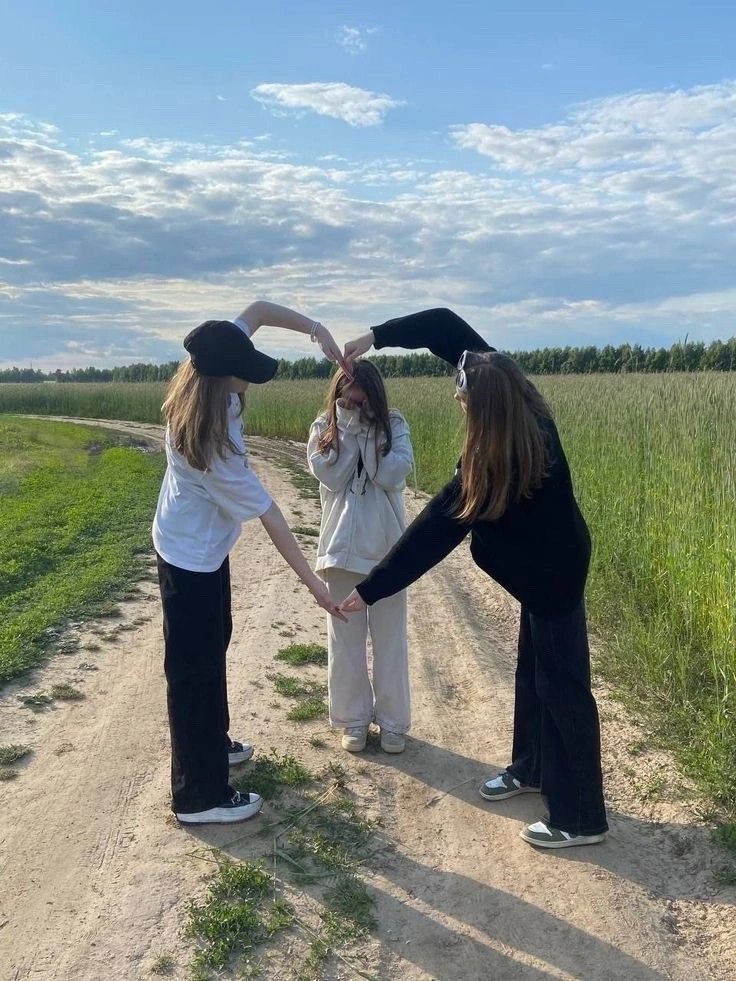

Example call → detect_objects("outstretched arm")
238 300 349 374
340 475 470 612
344 308 493 371
259 502 347 621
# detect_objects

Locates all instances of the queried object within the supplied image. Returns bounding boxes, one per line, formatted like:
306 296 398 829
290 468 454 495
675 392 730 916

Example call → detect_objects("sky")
0 1 735 368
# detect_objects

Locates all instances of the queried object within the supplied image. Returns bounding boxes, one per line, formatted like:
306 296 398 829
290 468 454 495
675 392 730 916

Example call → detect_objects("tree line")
2 337 735 383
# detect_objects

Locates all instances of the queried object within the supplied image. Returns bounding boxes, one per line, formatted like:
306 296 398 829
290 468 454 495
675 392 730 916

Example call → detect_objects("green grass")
188 754 379 980
186 861 287 972
0 416 165 685
291 525 319 537
149 953 176 976
0 744 31 765
713 823 736 854
50 683 85 701
0 767 19 781
268 672 327 700
233 751 313 800
322 876 377 938
286 697 328 722
17 691 53 709
275 643 328 667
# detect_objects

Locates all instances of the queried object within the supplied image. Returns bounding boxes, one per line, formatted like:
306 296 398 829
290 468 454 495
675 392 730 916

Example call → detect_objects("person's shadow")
368 736 736 907
184 738 733 980
190 816 673 981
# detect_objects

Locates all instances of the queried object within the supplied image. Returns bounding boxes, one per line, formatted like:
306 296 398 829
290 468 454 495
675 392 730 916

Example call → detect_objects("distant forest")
2 336 735 383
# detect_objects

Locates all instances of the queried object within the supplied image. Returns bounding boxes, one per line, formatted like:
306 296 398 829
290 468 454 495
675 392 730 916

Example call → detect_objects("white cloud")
452 80 736 174
335 25 378 55
251 81 402 127
2 80 736 368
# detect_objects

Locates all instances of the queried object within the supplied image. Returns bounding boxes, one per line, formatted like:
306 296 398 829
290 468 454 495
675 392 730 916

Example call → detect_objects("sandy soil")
0 419 733 980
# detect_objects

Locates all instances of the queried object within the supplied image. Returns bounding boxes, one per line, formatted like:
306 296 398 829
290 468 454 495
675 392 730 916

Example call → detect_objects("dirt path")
1 420 733 980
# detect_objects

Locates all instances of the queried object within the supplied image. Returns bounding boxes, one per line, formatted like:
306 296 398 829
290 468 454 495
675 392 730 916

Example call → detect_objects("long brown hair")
162 359 244 471
456 352 552 522
317 359 393 464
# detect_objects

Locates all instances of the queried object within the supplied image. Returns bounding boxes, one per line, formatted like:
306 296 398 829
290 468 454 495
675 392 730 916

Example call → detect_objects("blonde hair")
162 360 243 471
317 360 393 465
457 352 552 522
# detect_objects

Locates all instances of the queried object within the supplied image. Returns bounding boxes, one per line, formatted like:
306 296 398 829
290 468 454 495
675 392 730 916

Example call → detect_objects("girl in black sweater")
339 308 608 848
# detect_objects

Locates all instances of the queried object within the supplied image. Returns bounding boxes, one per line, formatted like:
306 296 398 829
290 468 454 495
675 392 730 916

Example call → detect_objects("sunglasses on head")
455 350 473 394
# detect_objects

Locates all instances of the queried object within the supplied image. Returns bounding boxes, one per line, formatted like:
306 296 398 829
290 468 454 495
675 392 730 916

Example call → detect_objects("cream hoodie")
307 405 414 576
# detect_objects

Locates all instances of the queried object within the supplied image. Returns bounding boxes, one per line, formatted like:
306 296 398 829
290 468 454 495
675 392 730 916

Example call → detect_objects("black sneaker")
176 790 263 825
479 770 541 801
228 738 255 766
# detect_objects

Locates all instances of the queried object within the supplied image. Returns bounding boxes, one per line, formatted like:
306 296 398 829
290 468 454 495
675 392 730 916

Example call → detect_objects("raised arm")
237 300 349 373
344 308 493 371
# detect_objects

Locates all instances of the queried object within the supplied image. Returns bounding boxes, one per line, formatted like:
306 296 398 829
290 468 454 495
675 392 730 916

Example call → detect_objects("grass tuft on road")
275 643 328 667
0 744 32 765
286 697 327 722
188 752 380 980
268 672 327 700
233 751 313 800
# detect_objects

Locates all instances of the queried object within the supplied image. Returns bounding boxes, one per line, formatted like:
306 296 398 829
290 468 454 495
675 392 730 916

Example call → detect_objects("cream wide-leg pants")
323 568 410 734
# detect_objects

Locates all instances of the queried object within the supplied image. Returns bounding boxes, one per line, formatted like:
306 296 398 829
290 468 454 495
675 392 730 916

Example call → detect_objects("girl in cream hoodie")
307 360 414 753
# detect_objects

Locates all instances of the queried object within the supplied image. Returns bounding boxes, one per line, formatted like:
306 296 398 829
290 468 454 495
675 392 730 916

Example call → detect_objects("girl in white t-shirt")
307 360 414 754
153 301 347 825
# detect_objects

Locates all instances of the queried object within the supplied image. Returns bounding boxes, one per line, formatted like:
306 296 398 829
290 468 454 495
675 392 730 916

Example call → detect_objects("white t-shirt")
152 317 273 572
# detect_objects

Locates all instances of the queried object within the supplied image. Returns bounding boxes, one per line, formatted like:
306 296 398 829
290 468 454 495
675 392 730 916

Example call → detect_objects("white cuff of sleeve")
232 316 252 337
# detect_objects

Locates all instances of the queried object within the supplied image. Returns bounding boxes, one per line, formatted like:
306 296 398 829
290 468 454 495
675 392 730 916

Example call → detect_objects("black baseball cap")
183 320 278 384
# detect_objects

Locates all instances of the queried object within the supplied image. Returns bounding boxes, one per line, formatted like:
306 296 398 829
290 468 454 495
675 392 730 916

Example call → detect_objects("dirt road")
1 420 733 980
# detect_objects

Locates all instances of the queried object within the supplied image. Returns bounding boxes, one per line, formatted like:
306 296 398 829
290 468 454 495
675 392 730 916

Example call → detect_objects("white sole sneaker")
341 727 368 752
176 792 263 825
479 771 541 801
228 744 255 766
380 732 405 754
520 820 606 848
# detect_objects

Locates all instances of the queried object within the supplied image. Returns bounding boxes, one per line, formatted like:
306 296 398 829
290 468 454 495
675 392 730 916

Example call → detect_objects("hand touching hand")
339 588 367 615
343 331 375 374
309 576 348 622
315 325 352 378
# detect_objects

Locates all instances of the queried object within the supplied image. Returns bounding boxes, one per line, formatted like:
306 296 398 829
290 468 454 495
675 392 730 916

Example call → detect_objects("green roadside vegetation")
0 415 165 684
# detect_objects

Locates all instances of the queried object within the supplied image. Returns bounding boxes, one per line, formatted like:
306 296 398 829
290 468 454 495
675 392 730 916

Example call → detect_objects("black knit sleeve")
356 475 471 604
370 308 494 368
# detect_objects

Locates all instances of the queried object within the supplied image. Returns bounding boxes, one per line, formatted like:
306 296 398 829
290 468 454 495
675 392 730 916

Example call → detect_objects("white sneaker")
341 726 368 752
520 819 606 848
176 790 263 825
380 730 405 754
479 770 540 801
228 739 255 766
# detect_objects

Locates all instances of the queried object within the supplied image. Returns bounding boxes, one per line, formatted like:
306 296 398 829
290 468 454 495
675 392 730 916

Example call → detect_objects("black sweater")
356 308 591 619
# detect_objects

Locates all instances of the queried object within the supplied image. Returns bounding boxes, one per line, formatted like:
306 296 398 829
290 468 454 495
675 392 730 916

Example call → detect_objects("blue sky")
1 1 735 367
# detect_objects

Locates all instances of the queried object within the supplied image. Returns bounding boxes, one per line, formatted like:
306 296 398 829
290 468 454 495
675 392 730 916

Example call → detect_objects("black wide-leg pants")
508 602 608 836
156 553 233 814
